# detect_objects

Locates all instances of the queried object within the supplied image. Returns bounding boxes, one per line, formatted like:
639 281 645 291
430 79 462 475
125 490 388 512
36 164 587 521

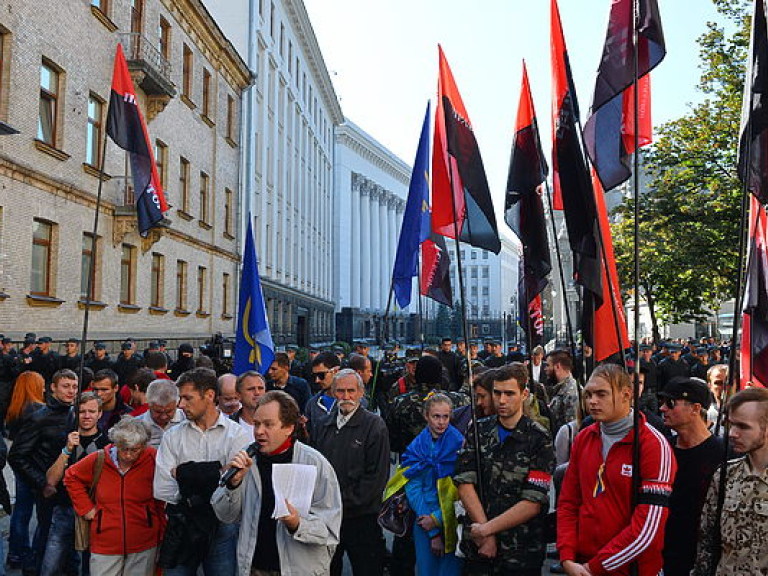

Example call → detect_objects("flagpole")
417 258 425 351
448 172 485 504
76 128 110 426
369 282 395 411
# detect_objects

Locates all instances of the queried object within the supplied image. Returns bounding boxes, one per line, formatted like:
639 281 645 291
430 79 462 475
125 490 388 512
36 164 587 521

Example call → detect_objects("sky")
303 0 727 229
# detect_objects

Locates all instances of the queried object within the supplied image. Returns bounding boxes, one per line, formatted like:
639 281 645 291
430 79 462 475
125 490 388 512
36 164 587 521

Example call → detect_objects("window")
154 140 167 188
202 68 211 118
31 220 53 296
150 252 164 307
482 286 489 296
130 0 143 34
199 172 209 223
471 267 478 279
482 251 489 260
222 273 230 316
197 266 207 313
182 44 193 100
91 0 107 12
270 2 275 37
226 95 235 140
158 17 171 60
38 61 59 145
224 188 233 236
175 260 187 310
86 94 103 167
179 157 189 211
471 250 477 260
0 30 8 113
482 268 489 279
279 23 285 57
80 233 97 300
119 244 135 304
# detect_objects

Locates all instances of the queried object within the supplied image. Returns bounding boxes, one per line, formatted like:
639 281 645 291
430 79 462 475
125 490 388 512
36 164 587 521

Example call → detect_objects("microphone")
219 442 259 487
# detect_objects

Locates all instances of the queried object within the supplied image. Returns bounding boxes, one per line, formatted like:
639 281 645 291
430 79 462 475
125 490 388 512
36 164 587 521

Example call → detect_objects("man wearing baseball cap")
660 377 723 576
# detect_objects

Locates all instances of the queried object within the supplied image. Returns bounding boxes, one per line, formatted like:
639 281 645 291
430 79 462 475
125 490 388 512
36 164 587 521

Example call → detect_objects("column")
369 185 381 311
379 190 390 309
351 173 361 309
360 180 372 310
388 196 398 306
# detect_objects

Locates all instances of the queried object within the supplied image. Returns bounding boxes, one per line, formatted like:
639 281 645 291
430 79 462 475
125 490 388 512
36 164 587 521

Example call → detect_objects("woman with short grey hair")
65 416 164 576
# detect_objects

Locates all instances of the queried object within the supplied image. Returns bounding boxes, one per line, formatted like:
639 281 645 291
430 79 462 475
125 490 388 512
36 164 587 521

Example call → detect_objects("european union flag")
234 219 274 375
392 102 432 309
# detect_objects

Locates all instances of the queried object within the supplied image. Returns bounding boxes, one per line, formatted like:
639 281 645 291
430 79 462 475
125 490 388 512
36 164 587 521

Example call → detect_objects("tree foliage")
611 0 750 339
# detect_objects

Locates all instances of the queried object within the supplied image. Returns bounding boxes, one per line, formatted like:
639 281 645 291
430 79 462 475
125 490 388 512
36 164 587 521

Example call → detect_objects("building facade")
333 120 409 343
204 0 343 347
0 0 250 344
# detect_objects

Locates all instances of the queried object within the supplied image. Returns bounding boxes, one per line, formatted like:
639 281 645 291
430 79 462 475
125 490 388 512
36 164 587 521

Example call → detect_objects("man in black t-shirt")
660 378 724 576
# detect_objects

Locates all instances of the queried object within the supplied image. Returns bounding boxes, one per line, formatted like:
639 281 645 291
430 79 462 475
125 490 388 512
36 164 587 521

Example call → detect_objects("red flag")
432 46 500 254
420 232 453 307
591 170 630 362
107 44 168 236
741 196 768 388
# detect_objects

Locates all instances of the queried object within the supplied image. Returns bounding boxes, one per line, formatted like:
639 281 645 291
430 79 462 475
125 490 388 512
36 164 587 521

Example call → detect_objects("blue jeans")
8 474 34 565
40 504 86 576
162 522 238 576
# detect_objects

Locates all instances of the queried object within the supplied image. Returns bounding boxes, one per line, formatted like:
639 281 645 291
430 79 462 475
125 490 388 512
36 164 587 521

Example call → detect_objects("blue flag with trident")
235 218 274 375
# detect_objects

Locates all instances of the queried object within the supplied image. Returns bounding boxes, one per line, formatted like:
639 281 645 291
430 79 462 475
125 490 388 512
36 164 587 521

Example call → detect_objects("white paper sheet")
271 463 317 518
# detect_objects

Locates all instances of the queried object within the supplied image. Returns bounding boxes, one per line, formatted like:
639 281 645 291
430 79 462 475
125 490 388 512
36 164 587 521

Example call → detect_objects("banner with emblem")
235 218 275 375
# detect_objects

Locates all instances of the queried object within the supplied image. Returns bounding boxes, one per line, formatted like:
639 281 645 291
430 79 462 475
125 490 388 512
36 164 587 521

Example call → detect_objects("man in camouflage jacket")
693 387 768 576
453 363 554 575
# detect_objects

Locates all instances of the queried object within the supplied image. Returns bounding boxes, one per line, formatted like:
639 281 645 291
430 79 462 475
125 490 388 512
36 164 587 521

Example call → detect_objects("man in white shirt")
230 371 267 438
154 368 250 576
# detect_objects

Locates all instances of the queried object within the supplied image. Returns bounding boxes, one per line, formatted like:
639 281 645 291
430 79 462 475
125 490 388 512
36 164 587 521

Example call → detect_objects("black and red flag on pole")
107 43 169 237
739 0 768 205
741 196 768 388
582 0 665 192
421 231 453 307
550 0 603 325
432 45 501 254
505 62 551 346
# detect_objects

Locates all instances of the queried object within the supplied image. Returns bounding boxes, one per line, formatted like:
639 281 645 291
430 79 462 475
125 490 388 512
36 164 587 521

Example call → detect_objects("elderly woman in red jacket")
65 416 164 576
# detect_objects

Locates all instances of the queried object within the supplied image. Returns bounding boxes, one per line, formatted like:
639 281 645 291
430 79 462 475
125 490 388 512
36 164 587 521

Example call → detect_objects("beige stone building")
0 0 250 346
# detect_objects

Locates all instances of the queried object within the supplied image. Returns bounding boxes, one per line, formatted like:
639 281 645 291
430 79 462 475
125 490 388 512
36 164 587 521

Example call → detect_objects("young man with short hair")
267 352 311 415
231 371 267 437
454 363 554 575
304 352 341 435
90 368 131 431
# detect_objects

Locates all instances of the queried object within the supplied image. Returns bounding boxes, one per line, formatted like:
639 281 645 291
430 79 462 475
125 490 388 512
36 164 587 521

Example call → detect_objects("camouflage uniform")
693 456 768 576
453 415 554 574
386 386 469 454
548 374 579 435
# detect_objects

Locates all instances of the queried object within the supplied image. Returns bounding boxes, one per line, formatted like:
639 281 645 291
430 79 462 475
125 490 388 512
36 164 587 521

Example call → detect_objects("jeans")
8 474 34 565
40 504 85 576
162 522 238 576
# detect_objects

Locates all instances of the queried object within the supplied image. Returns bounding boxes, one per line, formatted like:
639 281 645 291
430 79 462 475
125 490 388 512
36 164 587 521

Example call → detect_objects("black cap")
178 343 194 354
158 339 167 346
660 377 711 406
286 344 298 352
148 341 160 350
37 336 52 344
1 337 11 344
639 343 652 351
66 337 79 344
94 342 106 350
24 332 36 340
695 346 708 355
667 343 683 352
120 342 132 350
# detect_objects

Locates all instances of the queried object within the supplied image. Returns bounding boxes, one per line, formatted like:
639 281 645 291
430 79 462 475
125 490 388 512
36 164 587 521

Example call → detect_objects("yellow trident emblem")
242 298 262 368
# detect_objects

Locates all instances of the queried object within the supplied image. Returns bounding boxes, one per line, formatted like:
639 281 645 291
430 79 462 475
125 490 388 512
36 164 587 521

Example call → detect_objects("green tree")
612 0 749 341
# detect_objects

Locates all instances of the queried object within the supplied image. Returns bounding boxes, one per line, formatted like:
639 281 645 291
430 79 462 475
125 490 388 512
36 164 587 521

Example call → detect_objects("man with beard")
311 369 389 576
693 388 768 575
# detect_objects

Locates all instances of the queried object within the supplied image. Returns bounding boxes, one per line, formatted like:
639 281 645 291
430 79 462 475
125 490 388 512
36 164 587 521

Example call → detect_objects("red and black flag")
421 231 453 307
583 0 665 192
739 0 768 204
591 170 630 362
505 62 551 346
432 45 501 254
107 43 168 237
550 0 603 312
741 196 768 388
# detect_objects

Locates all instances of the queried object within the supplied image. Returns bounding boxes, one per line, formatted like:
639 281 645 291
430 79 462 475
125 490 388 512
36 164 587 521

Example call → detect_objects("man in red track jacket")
557 364 676 576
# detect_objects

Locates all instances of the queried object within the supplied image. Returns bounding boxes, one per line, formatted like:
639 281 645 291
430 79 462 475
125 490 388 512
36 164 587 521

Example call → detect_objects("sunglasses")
312 371 329 380
662 397 690 410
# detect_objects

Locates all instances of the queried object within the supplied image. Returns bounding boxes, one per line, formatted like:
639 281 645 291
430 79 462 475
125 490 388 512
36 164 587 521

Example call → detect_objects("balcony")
118 33 176 119
109 175 171 250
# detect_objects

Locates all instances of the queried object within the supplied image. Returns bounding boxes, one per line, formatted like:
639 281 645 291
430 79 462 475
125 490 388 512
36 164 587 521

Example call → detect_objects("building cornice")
336 121 410 187
285 0 344 125
261 277 335 309
165 0 253 90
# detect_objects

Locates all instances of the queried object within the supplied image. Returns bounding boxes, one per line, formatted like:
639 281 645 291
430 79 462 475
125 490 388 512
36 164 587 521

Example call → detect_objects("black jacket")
311 406 389 519
8 397 74 491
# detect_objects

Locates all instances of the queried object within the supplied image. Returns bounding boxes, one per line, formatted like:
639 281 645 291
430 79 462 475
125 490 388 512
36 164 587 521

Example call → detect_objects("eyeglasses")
312 371 329 380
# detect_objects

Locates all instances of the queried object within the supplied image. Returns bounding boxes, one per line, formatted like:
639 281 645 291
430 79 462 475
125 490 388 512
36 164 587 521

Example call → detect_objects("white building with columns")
333 120 410 343
204 0 343 346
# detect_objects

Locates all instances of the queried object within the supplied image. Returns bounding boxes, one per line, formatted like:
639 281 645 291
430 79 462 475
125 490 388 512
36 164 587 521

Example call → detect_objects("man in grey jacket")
212 390 342 576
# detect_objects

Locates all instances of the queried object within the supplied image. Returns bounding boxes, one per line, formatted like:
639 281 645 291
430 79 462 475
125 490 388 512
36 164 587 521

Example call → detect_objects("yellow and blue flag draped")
235 218 274 375
392 101 432 309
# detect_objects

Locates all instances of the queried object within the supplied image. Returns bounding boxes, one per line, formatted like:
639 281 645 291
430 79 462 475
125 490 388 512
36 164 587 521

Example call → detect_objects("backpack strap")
88 450 106 499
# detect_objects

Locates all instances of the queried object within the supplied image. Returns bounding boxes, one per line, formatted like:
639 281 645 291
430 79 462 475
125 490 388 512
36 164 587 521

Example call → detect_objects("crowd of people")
0 333 763 576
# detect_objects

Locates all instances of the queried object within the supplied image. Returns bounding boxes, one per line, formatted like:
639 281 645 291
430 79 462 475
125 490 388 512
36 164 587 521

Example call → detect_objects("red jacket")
557 414 676 576
64 445 165 556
